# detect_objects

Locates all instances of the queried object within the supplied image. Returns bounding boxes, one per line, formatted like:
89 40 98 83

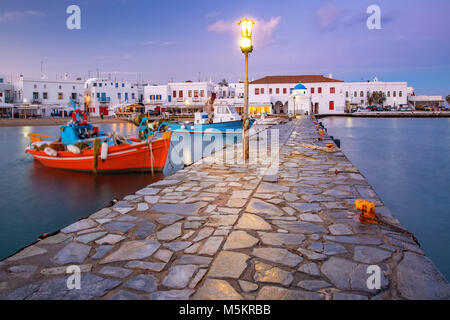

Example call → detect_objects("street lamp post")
238 19 255 161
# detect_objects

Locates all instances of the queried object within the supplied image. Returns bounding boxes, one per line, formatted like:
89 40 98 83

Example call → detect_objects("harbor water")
0 122 243 261
322 117 450 280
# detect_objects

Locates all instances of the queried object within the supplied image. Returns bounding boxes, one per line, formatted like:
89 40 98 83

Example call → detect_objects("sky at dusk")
0 0 449 96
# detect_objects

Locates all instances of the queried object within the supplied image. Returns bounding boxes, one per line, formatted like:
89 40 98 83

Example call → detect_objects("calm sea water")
322 117 450 280
0 122 244 261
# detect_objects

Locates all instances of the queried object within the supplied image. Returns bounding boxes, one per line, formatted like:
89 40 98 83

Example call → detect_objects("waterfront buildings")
143 81 214 113
0 74 14 117
84 78 142 116
13 75 85 117
0 72 443 118
249 75 414 115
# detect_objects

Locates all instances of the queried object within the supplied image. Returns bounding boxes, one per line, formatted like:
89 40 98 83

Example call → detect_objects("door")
329 101 334 111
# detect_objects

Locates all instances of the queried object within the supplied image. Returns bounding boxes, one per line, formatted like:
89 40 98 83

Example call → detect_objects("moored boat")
26 135 171 173
169 105 255 133
26 103 172 173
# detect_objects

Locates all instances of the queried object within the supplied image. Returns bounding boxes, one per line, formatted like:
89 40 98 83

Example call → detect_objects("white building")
0 74 14 117
13 75 85 117
84 78 140 116
143 84 169 112
249 75 343 114
341 78 409 112
214 84 236 99
142 81 214 113
248 75 412 115
229 82 244 99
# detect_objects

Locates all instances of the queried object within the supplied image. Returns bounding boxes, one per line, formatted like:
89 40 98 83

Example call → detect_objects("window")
58 92 63 100
276 88 280 94
118 93 121 100
360 91 364 97
200 90 205 97
132 93 135 99
0 79 3 83
399 91 402 97
59 85 62 90
283 88 287 94
318 87 322 94
43 92 48 99
122 83 125 87
330 87 336 94
387 91 390 97
269 88 273 94
173 91 177 98
393 91 397 97
354 92 357 97
255 88 259 95
329 101 335 111
261 88 264 94
99 83 102 87
311 88 315 94
194 90 199 98
188 90 192 98
93 83 97 87
33 92 39 100
290 88 293 94
34 84 37 89
44 85 47 89
179 90 183 98
115 83 118 88
345 91 348 98
71 93 77 100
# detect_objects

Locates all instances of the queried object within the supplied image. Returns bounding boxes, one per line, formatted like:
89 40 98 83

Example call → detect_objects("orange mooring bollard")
355 200 379 224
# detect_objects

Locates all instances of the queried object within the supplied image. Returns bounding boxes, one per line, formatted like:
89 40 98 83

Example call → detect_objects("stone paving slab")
1 117 449 300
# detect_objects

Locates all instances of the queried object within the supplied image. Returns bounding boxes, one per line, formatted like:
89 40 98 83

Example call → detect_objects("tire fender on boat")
44 147 58 157
101 142 108 161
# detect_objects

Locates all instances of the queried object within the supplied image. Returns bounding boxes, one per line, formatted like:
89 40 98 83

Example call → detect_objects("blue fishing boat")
169 105 255 133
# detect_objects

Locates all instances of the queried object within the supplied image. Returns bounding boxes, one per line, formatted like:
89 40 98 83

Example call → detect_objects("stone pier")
1 117 449 300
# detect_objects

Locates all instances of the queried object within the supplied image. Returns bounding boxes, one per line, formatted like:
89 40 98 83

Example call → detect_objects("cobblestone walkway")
1 117 449 300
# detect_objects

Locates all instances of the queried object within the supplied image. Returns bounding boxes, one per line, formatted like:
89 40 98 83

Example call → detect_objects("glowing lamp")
238 19 255 53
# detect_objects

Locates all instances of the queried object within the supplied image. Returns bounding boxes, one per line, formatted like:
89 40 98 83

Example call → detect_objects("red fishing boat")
26 133 171 173
25 105 172 173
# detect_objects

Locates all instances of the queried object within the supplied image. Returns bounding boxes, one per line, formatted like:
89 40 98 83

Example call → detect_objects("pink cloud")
316 3 342 30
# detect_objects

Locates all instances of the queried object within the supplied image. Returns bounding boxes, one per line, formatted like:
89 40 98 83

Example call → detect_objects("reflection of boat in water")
169 105 255 133
26 102 171 173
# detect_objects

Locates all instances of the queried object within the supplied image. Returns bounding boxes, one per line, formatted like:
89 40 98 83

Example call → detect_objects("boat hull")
169 119 255 132
26 137 171 173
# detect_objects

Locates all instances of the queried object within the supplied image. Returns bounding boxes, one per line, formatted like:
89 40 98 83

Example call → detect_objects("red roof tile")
250 75 343 84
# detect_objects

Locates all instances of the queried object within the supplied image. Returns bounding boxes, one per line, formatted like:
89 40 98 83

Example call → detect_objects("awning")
0 103 13 109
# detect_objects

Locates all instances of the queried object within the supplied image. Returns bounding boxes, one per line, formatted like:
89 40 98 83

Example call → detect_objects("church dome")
294 83 306 90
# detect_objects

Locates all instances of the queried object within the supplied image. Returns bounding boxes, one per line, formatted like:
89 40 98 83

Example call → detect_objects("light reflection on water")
322 117 450 280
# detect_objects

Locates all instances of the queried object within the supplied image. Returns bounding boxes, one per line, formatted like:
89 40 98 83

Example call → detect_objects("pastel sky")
0 0 449 96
